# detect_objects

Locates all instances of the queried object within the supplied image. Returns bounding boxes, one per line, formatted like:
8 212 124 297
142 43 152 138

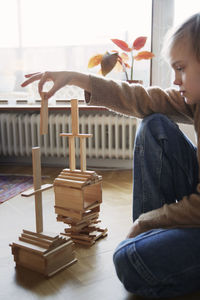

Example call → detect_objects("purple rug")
0 175 33 204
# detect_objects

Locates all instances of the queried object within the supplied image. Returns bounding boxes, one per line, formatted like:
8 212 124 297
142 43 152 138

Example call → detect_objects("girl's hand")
21 71 73 100
126 219 143 238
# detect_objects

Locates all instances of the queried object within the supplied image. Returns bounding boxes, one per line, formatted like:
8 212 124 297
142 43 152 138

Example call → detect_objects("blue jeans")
113 114 200 298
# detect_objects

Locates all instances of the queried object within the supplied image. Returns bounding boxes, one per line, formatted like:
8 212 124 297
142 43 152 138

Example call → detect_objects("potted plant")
88 36 154 83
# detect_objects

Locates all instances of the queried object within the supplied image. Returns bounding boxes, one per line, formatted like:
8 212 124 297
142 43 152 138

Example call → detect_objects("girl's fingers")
24 72 41 78
21 73 43 87
38 72 50 94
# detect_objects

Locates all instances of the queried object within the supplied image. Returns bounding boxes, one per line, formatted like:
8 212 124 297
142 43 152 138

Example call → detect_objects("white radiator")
0 112 137 168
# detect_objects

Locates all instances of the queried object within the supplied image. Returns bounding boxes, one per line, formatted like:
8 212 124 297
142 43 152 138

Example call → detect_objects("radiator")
0 112 137 168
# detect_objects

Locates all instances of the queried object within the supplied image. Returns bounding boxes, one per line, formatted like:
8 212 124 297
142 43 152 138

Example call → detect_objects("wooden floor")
1 165 200 300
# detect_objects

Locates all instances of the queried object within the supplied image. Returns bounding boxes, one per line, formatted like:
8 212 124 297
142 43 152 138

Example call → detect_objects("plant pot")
127 80 143 84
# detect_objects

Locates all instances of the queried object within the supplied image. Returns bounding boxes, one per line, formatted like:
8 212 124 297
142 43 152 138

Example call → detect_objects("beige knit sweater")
85 74 200 232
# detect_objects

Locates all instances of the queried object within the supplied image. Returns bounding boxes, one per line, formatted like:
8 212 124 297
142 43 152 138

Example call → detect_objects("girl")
22 13 200 298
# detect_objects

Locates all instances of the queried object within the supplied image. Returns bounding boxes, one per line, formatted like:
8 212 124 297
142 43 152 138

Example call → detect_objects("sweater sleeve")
85 74 194 124
138 189 200 231
84 74 200 230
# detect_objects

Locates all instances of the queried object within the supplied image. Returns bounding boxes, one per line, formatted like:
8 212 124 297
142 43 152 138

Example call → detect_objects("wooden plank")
17 248 46 272
55 206 83 220
71 99 79 135
61 234 94 246
47 258 77 277
32 147 43 233
23 229 59 241
21 183 53 197
80 137 86 172
58 174 86 183
62 169 95 176
54 178 85 189
60 172 91 179
40 92 48 135
69 136 76 171
54 185 84 211
44 239 74 257
21 233 53 246
10 240 47 255
83 182 102 209
19 236 50 249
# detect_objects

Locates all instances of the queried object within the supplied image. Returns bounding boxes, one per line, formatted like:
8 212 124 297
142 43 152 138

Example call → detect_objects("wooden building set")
54 99 107 246
10 96 107 276
10 94 77 277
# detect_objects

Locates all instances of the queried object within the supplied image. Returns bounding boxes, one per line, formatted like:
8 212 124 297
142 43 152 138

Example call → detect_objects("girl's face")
169 40 200 105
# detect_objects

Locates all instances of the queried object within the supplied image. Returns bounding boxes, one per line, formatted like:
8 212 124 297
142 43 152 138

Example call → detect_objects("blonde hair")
162 13 200 62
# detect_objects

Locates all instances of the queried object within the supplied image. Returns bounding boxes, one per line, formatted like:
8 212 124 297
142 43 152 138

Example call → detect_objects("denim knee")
137 113 178 141
113 241 138 293
113 240 152 296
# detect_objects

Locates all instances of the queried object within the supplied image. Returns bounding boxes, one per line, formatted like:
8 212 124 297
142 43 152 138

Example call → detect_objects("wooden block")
40 92 48 135
17 248 46 272
55 206 83 221
32 147 43 233
19 236 50 249
54 178 85 189
82 212 99 222
58 174 87 182
60 171 91 180
21 233 53 245
45 245 76 275
21 183 53 197
10 240 47 255
47 258 77 277
80 137 86 172
71 99 79 135
69 136 76 171
10 237 77 277
83 182 102 209
54 185 84 211
85 201 101 211
63 169 95 176
23 230 59 241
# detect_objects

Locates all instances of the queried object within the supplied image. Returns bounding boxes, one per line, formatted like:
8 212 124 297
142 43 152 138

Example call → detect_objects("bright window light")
0 0 152 99
174 0 200 26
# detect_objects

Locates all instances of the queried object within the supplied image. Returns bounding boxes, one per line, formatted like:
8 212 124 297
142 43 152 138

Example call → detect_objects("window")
0 0 152 103
151 0 200 89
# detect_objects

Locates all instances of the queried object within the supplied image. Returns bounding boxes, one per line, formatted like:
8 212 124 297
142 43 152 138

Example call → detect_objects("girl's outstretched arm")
21 71 91 100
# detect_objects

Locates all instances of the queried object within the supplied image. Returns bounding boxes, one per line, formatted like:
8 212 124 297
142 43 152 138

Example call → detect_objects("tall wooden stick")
71 99 79 135
40 92 48 135
69 136 76 171
80 137 86 172
60 99 92 171
32 147 43 233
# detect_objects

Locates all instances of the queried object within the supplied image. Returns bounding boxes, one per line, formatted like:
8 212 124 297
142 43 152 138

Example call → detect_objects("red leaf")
132 37 147 50
88 54 103 68
111 39 131 52
134 51 154 60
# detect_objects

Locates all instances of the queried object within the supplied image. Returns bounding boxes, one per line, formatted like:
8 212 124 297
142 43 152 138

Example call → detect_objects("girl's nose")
173 77 181 85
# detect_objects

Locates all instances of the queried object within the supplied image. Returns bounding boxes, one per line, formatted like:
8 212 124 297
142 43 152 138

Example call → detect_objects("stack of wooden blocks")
10 94 77 276
54 169 107 246
54 99 107 246
10 230 76 277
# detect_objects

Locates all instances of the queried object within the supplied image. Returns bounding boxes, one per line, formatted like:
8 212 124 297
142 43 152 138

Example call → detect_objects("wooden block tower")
10 93 77 276
54 99 107 246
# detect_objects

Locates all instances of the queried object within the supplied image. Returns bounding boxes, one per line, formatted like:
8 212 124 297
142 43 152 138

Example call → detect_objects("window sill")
0 99 107 112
